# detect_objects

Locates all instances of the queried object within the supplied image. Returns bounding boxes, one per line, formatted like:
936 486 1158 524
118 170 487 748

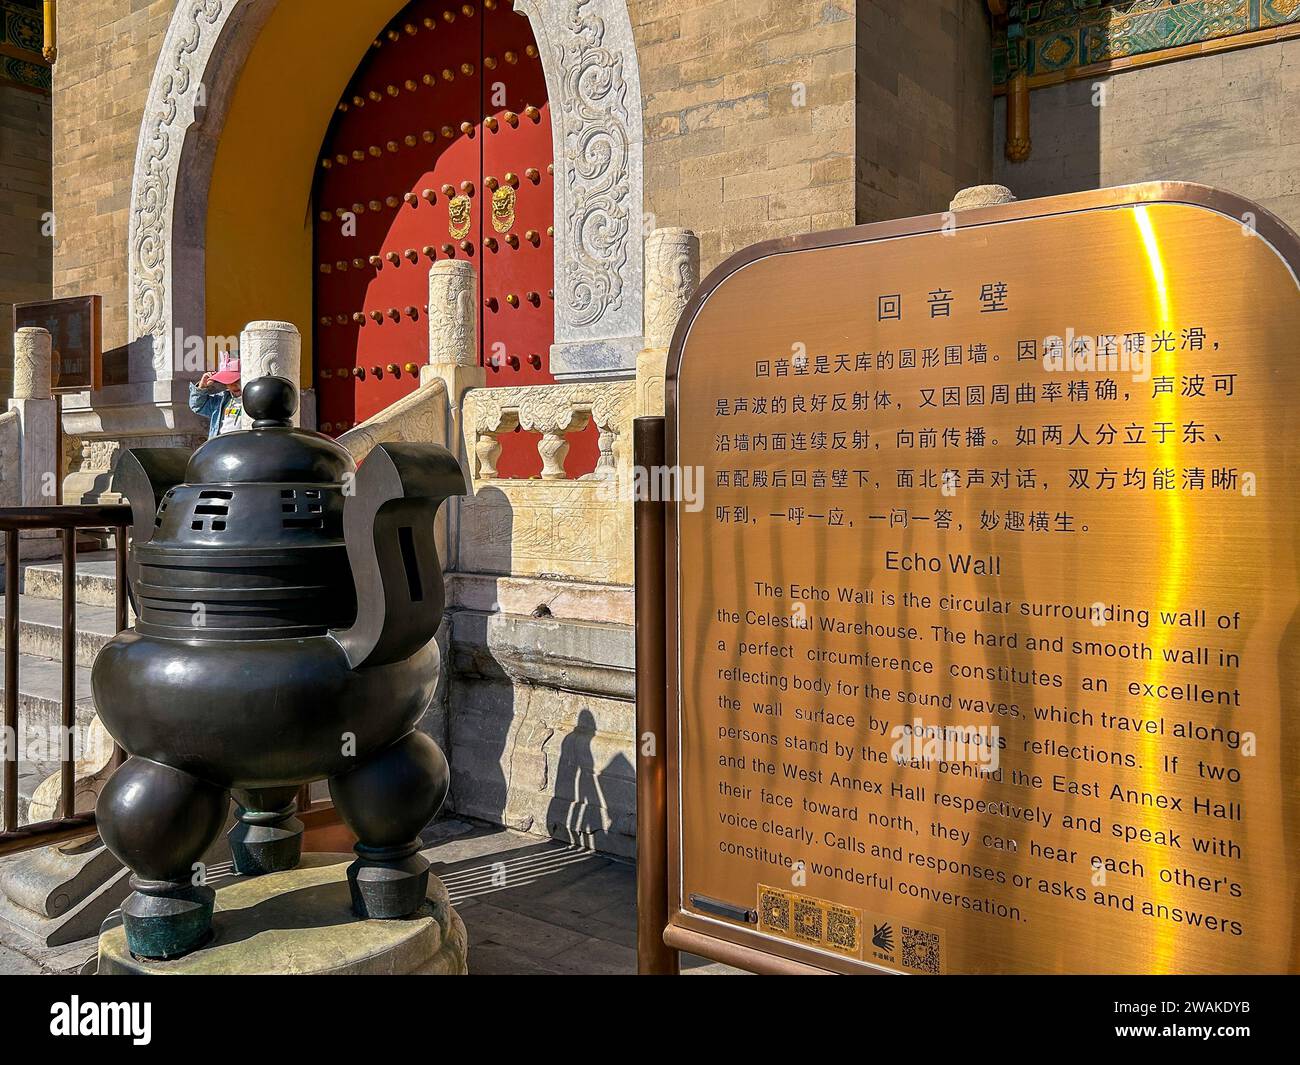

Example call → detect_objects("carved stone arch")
126 0 645 387
128 0 274 384
511 0 646 380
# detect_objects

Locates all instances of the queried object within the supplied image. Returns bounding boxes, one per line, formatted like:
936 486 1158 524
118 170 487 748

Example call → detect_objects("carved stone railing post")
637 228 700 417
474 410 517 480
239 320 301 427
424 258 484 450
644 228 701 351
14 326 52 402
426 259 480 391
5 328 59 519
475 432 503 479
536 409 589 480
426 259 484 571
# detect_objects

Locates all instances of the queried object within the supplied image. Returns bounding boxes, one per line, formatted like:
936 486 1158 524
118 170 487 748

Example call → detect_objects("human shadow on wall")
545 709 634 852
439 480 634 857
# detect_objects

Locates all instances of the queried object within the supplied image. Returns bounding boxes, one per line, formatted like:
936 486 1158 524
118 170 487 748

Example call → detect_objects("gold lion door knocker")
491 185 516 233
448 195 472 240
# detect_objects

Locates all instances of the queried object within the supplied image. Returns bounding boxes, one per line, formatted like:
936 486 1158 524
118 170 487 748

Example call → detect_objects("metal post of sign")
633 415 678 975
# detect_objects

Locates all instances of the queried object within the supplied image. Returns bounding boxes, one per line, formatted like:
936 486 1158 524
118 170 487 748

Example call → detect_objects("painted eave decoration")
0 1 49 92
993 0 1300 88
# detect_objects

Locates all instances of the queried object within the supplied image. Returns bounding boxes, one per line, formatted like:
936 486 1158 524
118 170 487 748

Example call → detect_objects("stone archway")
514 0 645 379
126 0 645 391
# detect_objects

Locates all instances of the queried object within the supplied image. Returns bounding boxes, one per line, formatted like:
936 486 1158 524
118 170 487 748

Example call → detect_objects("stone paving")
0 817 741 976
425 819 739 975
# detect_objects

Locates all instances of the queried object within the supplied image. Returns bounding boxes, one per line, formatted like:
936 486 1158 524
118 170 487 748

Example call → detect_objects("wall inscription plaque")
664 185 1300 974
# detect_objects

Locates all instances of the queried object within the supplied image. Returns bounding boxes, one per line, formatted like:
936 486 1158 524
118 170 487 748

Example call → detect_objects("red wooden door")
313 0 594 475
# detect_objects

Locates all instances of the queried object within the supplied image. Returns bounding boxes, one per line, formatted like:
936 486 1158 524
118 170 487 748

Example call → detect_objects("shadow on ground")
421 818 742 976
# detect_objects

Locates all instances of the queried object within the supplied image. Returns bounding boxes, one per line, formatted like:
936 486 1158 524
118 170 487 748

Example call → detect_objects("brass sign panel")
665 185 1300 974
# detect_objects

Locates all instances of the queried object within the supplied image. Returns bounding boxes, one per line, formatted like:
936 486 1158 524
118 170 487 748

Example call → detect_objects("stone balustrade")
460 381 636 584
338 376 450 466
465 382 633 482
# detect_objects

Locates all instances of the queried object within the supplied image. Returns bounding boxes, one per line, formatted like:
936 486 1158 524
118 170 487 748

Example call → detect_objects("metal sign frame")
13 294 102 394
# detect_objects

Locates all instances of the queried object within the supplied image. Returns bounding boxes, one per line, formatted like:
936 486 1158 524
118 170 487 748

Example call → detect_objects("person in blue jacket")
189 360 243 438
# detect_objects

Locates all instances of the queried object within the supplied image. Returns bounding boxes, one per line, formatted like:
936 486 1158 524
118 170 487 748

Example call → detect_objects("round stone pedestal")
96 853 467 975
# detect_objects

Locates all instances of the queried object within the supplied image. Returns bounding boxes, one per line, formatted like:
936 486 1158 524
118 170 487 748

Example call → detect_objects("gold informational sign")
664 185 1300 974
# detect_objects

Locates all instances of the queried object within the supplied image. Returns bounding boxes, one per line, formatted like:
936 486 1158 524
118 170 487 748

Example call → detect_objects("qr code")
793 898 823 943
826 906 859 953
759 889 790 934
901 926 940 974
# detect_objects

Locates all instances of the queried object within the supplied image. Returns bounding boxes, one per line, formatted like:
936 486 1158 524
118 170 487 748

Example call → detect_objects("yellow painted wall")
205 0 402 384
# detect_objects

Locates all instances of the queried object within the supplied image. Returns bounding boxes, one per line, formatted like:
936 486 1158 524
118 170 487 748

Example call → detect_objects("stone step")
0 594 119 670
0 852 130 950
0 650 96 721
0 652 97 824
19 551 124 608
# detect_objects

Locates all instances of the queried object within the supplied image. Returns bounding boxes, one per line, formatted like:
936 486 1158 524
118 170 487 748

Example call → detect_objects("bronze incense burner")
93 376 465 959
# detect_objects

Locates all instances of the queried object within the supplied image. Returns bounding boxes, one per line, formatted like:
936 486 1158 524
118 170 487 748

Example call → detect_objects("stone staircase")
0 552 118 822
0 552 136 949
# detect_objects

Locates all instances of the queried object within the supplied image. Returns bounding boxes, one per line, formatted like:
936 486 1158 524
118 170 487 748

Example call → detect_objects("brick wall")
630 0 858 275
994 40 1300 234
630 0 993 278
50 0 175 360
856 0 992 223
0 82 52 400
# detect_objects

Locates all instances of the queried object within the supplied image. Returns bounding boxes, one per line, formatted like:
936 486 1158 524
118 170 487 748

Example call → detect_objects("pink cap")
211 358 241 385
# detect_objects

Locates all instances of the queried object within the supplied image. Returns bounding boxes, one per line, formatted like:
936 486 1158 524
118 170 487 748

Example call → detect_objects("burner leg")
328 731 449 919
96 756 229 959
229 785 304 875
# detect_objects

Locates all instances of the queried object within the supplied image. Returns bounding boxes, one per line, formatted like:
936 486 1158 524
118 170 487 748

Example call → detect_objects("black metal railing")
0 505 131 857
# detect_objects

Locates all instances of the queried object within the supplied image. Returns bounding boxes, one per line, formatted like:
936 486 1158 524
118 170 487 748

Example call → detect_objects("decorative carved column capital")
949 185 1018 212
239 320 301 427
643 227 700 352
13 327 53 400
637 227 699 418
428 260 478 370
